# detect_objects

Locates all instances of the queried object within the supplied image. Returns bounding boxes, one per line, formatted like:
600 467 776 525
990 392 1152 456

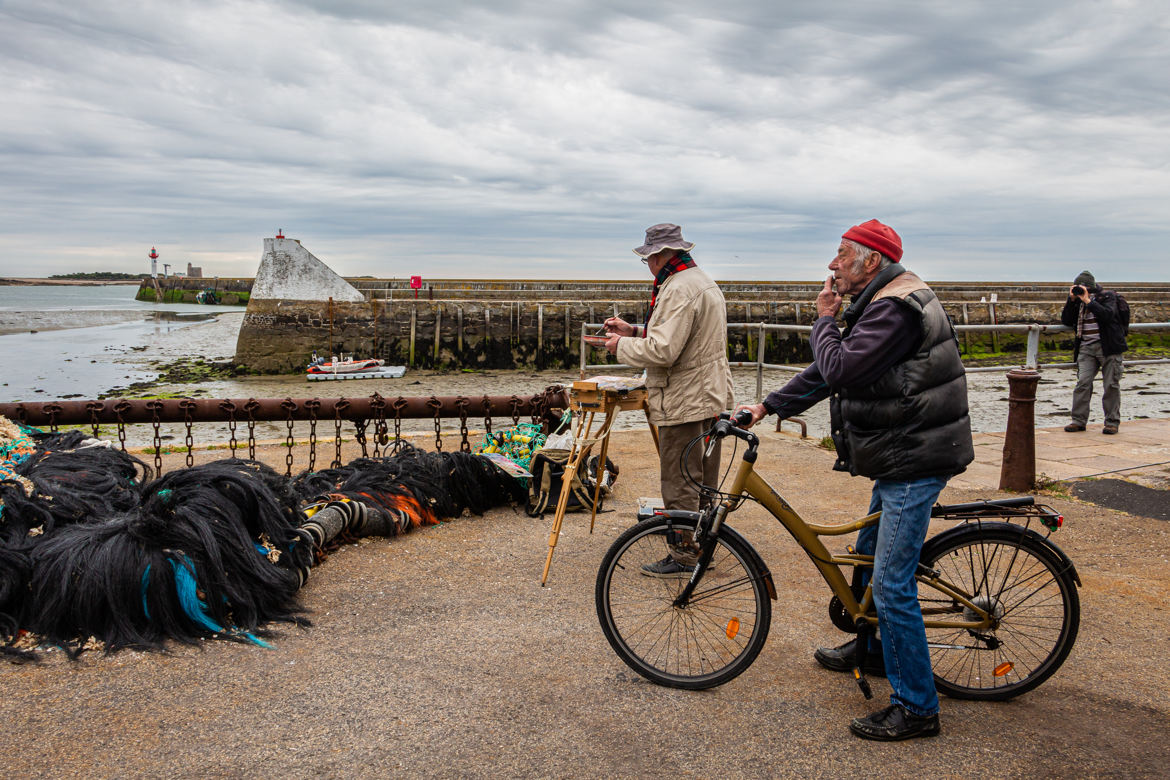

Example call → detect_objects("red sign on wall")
409 275 422 289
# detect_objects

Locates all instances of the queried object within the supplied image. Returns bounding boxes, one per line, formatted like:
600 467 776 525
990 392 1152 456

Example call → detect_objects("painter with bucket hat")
602 224 734 576
735 220 974 741
1060 271 1127 434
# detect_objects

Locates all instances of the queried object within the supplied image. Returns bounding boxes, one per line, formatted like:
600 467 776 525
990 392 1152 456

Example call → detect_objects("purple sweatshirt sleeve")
762 299 921 418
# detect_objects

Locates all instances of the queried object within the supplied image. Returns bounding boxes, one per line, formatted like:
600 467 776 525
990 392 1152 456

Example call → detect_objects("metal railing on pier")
580 321 1170 403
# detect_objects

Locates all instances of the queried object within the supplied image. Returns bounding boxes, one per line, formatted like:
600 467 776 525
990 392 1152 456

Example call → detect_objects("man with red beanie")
736 219 973 741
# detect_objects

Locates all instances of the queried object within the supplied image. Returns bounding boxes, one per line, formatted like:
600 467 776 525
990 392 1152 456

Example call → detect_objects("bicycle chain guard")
828 595 858 634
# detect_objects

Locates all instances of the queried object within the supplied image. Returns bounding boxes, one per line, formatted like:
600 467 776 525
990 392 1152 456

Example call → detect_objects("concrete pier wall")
232 295 1170 374
215 237 1170 373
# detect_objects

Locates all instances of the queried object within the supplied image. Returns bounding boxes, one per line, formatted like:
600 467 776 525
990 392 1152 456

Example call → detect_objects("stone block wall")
233 295 1170 374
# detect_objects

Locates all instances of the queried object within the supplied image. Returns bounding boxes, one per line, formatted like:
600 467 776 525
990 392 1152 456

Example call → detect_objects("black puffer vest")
829 267 974 481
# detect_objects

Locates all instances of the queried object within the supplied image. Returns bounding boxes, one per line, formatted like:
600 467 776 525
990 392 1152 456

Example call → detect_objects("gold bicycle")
595 413 1080 700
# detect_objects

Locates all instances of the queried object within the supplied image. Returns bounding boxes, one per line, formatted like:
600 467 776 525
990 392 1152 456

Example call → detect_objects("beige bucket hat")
633 223 695 258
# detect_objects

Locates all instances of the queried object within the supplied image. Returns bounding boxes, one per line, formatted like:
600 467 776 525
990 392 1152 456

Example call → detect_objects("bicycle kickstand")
852 618 875 700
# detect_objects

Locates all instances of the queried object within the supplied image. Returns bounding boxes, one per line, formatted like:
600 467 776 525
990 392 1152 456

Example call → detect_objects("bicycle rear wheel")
595 517 771 689
919 525 1079 701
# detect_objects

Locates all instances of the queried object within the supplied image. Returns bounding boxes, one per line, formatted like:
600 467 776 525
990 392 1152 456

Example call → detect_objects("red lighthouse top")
275 229 284 239
149 247 159 259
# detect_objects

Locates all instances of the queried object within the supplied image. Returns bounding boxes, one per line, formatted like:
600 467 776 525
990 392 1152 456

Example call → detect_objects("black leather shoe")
850 704 940 741
813 638 886 677
1064 423 1086 432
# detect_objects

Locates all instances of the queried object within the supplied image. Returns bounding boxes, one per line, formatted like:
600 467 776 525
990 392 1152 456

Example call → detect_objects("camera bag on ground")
525 448 618 517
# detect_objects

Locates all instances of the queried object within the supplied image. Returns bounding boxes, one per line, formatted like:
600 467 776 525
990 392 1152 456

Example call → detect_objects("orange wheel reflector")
994 662 1014 677
726 617 740 640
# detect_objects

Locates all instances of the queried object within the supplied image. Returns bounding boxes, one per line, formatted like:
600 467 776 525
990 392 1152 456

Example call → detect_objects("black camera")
1072 285 1086 296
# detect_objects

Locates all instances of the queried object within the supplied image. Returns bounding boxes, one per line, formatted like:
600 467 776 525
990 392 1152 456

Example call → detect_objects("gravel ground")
2 429 1168 778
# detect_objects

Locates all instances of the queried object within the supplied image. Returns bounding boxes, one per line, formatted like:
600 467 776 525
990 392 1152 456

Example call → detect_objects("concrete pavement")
2 424 1168 778
953 417 1170 491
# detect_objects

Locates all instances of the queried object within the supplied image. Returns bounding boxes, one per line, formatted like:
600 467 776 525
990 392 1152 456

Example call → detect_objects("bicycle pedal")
853 668 874 699
846 544 856 554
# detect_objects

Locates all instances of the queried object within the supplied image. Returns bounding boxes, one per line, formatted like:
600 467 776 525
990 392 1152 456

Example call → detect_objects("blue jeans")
856 475 948 717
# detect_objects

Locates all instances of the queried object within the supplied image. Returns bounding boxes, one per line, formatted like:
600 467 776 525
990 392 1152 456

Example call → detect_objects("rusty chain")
481 394 493 438
145 400 164 473
332 398 349 468
392 396 408 455
455 396 471 452
304 398 321 472
354 419 368 458
179 399 197 468
244 399 260 460
85 400 104 440
44 403 62 434
370 393 387 458
113 400 131 454
426 396 443 451
219 399 238 459
280 398 297 476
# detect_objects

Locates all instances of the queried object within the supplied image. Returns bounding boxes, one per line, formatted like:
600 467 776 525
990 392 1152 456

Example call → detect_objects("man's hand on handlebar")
732 403 767 429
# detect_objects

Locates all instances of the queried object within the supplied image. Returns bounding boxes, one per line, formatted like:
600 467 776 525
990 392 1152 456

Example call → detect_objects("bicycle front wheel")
595 517 771 689
920 525 1080 701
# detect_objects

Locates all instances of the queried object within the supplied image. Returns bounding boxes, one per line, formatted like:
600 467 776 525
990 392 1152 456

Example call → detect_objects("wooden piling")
961 303 970 353
409 306 416 367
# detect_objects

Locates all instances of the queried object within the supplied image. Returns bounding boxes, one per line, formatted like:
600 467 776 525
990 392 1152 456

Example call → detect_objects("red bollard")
999 367 1041 492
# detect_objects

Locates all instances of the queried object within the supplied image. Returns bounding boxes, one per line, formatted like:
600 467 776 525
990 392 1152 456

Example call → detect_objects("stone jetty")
137 236 1170 374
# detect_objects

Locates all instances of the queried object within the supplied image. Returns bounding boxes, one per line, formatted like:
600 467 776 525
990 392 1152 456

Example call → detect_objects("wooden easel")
540 379 658 586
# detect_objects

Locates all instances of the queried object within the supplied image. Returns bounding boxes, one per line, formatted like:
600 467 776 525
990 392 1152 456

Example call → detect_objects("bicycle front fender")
635 507 702 523
715 523 777 601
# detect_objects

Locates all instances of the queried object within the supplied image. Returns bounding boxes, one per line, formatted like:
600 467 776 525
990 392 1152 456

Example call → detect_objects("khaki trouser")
1071 341 1123 428
658 418 722 511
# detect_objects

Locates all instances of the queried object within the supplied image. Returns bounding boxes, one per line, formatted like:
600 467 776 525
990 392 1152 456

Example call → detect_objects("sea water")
0 285 244 402
3 285 1170 440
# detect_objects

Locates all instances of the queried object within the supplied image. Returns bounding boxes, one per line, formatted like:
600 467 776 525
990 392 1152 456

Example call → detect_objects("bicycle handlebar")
709 411 761 458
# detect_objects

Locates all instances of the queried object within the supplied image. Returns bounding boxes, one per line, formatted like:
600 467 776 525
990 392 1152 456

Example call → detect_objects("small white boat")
306 353 405 380
308 357 385 375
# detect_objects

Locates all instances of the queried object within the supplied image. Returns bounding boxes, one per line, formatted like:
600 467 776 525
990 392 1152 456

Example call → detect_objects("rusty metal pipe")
0 391 568 427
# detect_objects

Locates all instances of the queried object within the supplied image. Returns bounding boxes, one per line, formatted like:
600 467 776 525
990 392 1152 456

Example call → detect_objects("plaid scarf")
644 253 697 332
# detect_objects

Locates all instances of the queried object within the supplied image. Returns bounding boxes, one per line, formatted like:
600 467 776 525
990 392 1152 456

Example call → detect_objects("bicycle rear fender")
921 521 1081 587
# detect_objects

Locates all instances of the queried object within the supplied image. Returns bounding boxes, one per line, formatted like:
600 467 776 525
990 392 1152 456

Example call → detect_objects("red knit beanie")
842 219 902 262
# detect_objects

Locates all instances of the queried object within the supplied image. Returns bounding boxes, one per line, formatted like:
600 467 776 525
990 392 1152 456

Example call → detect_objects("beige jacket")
616 266 735 426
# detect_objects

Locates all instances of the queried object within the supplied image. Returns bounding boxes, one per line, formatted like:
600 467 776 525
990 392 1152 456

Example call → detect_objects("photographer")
1060 270 1126 434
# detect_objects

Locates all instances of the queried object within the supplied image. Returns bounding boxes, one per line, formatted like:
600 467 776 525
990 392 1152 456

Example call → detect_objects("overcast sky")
1 1 1167 282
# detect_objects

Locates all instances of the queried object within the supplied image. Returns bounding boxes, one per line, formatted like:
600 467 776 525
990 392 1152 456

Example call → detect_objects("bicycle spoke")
922 530 1077 699
598 519 770 686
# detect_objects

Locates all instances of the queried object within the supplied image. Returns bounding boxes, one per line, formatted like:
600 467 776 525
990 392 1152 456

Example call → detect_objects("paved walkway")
952 417 1170 491
3 421 1169 777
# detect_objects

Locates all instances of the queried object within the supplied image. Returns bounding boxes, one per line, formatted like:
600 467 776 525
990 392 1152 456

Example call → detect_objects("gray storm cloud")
0 0 1166 280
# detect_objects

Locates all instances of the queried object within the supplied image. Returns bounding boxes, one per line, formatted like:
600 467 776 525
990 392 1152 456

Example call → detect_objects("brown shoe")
1102 425 1118 435
1064 424 1086 432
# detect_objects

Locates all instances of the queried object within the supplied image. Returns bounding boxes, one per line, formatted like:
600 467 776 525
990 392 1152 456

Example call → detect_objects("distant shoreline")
0 278 142 286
